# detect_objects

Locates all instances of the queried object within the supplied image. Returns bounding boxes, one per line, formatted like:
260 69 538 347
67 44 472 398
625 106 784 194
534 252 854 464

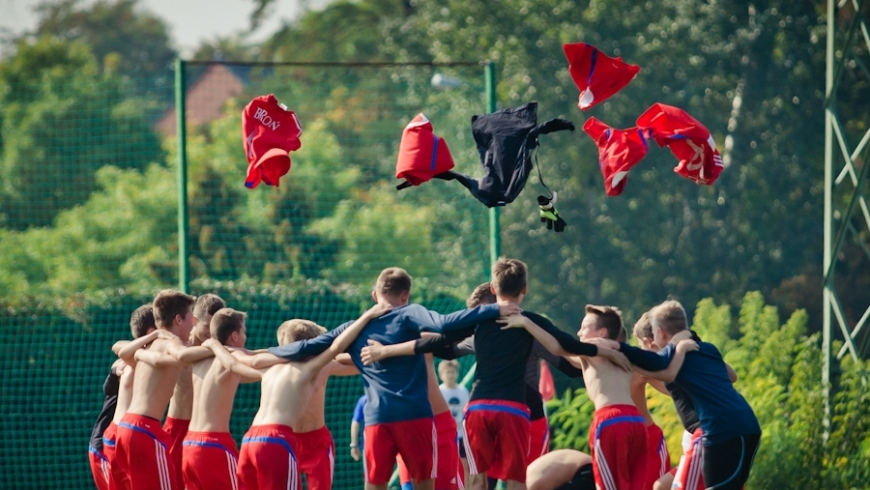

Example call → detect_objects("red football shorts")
527 415 550 465
673 428 705 490
113 413 180 490
238 424 301 490
462 399 531 482
89 446 110 490
163 417 189 490
398 411 463 490
364 417 436 485
644 423 671 489
291 426 335 490
181 431 242 490
589 404 648 490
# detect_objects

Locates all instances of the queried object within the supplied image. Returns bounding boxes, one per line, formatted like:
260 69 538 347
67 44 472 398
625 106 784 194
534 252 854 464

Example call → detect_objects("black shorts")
703 433 761 490
554 463 594 490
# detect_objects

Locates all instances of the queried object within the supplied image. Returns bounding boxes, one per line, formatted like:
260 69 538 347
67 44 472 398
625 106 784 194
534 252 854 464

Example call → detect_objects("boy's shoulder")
697 340 724 358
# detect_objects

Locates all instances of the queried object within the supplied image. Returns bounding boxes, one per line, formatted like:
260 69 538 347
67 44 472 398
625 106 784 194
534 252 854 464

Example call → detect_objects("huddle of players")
89 257 760 490
88 290 386 490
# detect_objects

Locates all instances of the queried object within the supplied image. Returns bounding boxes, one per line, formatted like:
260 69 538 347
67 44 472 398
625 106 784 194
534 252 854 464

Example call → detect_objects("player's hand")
496 314 529 330
496 300 521 317
360 340 386 365
598 347 632 372
350 446 361 461
363 304 392 320
582 337 621 350
670 330 694 343
675 339 699 354
201 338 219 349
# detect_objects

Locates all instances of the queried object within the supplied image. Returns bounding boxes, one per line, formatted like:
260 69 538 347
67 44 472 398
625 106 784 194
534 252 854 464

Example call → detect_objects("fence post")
175 58 190 293
485 61 500 272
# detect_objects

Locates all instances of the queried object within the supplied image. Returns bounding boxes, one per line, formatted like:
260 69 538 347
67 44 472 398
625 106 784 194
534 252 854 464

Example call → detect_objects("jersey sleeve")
352 397 366 423
526 312 598 357
268 322 348 360
406 303 500 333
619 343 674 371
532 342 586 379
413 327 476 357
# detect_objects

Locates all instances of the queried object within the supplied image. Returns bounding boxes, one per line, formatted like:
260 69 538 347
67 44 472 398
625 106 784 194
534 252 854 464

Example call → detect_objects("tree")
377 0 841 333
0 36 163 229
33 0 176 95
0 162 177 294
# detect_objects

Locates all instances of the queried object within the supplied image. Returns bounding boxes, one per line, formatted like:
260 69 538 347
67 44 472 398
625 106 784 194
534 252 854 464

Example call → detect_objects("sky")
0 0 321 55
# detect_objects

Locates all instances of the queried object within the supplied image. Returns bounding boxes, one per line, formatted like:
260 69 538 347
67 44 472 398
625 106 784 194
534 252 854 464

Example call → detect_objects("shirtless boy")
181 307 256 490
111 289 213 490
506 305 696 490
253 319 360 490
233 304 390 490
89 305 157 490
164 293 226 486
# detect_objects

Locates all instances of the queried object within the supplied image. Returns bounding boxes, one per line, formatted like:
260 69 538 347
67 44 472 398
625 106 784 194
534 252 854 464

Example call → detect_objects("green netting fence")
0 60 493 489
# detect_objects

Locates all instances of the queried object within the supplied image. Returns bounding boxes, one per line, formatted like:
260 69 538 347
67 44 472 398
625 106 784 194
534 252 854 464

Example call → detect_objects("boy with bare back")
227 304 390 490
179 307 257 490
111 289 213 490
163 293 226 487
504 305 696 490
265 268 519 490
248 319 360 490
89 305 157 490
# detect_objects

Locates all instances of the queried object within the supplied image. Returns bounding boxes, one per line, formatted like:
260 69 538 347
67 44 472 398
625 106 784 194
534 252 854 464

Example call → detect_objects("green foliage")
546 386 596 452
33 0 176 94
0 163 177 295
0 36 163 229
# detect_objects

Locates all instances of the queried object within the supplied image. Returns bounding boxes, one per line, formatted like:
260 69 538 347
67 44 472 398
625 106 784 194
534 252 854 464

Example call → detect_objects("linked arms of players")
498 313 632 372
201 338 264 380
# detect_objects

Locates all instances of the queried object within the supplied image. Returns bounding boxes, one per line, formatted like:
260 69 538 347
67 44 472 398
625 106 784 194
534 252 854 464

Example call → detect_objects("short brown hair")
438 359 459 372
650 300 688 335
130 304 155 338
585 305 624 341
210 308 247 344
632 311 653 341
152 289 195 329
277 319 327 346
466 282 496 308
193 293 225 321
375 268 413 296
491 258 527 298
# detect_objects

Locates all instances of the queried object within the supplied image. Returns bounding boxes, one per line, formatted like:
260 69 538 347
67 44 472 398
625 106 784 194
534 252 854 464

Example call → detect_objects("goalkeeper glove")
538 195 567 233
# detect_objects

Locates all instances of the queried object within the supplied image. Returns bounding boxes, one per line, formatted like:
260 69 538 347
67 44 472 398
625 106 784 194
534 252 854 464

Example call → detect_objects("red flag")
539 361 556 401
582 117 651 196
395 114 455 187
636 103 724 185
241 94 303 189
563 43 640 111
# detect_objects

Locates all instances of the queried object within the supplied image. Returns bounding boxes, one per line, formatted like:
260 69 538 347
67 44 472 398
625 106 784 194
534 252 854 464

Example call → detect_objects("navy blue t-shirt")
620 341 760 445
269 303 500 425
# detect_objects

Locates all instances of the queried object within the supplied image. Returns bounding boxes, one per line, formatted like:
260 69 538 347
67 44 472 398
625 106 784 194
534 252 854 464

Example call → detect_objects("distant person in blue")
601 300 761 490
350 394 366 463
269 267 520 490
